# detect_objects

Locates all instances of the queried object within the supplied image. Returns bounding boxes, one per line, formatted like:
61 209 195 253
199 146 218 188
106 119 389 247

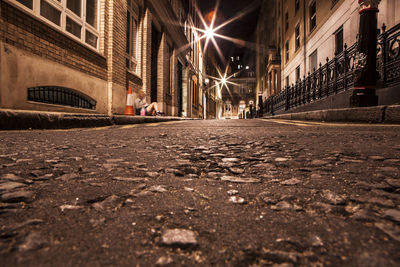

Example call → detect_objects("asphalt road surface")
0 119 399 266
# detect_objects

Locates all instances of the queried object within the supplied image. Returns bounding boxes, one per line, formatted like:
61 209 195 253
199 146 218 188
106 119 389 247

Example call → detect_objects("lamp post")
350 0 381 107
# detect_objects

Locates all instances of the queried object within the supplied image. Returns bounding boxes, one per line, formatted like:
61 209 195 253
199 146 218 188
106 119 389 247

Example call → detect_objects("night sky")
198 0 261 60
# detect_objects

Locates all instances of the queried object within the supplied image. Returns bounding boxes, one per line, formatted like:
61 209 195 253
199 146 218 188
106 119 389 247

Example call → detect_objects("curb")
0 109 195 130
262 105 400 124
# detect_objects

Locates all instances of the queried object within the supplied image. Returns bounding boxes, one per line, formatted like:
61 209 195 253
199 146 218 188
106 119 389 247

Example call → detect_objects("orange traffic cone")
124 87 134 116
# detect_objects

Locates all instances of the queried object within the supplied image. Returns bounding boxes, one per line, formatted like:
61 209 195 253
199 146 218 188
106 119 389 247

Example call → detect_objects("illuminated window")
10 0 99 49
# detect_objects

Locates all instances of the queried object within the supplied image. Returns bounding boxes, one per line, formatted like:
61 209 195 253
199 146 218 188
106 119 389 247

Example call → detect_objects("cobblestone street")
0 119 400 266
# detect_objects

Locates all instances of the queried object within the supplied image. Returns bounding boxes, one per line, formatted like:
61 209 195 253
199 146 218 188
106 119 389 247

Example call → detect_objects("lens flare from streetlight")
205 26 215 39
221 76 227 87
192 0 260 61
205 65 242 96
166 1 261 60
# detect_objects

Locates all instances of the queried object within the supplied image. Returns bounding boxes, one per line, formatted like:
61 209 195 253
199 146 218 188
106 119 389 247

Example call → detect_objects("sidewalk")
0 109 196 130
263 105 400 124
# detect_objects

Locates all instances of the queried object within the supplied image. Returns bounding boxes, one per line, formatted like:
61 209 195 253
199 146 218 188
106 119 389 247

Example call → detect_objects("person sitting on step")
134 90 161 116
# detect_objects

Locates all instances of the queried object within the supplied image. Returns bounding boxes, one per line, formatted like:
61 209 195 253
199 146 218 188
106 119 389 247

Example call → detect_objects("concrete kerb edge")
384 105 400 123
0 109 194 130
263 105 400 123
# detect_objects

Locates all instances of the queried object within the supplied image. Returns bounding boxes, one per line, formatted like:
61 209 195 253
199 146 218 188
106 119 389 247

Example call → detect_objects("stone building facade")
256 0 400 103
0 0 205 117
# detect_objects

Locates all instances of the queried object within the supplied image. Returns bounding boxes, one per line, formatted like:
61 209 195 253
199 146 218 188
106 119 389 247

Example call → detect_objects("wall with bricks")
0 0 205 117
0 1 108 80
0 1 109 113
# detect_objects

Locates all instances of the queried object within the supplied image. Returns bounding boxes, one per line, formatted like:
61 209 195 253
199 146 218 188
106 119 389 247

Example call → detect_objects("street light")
221 76 227 85
205 26 215 39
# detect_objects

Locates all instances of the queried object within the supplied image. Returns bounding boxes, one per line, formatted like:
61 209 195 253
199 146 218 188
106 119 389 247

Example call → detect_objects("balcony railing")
378 23 400 87
263 22 400 115
264 42 358 114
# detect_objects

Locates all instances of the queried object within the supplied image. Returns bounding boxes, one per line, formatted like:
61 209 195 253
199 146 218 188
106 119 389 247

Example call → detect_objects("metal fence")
263 22 400 115
378 23 400 87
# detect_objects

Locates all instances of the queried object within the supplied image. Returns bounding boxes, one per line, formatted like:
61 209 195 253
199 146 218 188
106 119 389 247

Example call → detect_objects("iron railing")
264 22 400 115
27 86 96 110
378 23 400 87
264 42 358 114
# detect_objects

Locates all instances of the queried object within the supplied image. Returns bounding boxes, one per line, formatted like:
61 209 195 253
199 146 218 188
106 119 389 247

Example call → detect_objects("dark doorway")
151 25 161 103
177 62 183 117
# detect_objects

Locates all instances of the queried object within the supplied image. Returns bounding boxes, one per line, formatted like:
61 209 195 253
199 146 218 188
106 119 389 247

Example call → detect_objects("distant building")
256 0 400 105
204 49 223 119
222 54 256 119
0 0 206 117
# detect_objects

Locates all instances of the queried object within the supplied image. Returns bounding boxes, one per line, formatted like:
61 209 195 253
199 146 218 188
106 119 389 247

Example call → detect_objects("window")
310 49 318 72
295 24 300 50
40 0 61 26
335 26 343 55
285 76 289 87
17 0 32 9
295 66 300 82
295 0 300 13
285 12 289 32
67 0 81 17
310 1 316 32
285 41 289 63
126 0 139 73
10 0 99 49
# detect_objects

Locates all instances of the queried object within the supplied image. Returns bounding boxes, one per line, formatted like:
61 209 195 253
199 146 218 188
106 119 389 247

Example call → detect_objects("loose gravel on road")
0 119 399 266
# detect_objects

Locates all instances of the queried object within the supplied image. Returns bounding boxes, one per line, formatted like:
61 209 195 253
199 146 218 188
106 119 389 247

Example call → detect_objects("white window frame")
126 0 139 74
7 0 100 51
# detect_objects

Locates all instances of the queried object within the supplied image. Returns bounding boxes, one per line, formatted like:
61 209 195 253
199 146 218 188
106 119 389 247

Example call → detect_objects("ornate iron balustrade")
27 86 96 110
378 23 400 87
264 22 400 115
264 42 358 114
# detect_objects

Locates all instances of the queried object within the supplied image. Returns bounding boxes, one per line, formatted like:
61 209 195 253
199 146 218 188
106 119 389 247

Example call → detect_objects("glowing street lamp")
221 76 227 85
204 26 215 39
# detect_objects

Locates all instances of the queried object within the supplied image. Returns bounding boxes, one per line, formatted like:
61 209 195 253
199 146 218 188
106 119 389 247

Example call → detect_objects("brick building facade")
0 0 205 117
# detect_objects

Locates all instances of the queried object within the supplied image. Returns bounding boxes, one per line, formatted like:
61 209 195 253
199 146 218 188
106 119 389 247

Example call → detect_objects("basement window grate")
27 86 96 110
